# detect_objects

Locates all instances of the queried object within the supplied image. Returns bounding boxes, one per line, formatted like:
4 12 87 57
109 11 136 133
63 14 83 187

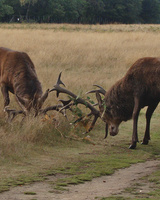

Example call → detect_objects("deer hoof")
129 142 137 149
141 140 149 145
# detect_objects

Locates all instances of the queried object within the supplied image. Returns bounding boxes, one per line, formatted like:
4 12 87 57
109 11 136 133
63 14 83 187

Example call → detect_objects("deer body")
97 57 160 148
47 58 160 149
0 47 48 118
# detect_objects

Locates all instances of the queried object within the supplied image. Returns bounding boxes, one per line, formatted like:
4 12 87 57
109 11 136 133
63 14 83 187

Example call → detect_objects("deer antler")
40 98 72 119
86 85 109 139
4 106 25 123
86 84 106 96
49 72 100 134
40 104 64 115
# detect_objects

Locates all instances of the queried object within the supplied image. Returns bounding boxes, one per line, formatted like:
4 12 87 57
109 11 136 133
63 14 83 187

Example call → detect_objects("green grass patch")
0 108 160 194
24 191 37 195
99 197 130 200
52 142 158 190
0 123 159 193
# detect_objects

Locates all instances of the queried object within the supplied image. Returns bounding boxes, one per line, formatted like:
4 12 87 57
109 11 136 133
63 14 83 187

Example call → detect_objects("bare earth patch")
0 160 160 200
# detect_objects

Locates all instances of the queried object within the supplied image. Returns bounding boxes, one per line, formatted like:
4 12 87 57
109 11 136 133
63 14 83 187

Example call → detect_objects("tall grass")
0 24 160 159
1 24 160 90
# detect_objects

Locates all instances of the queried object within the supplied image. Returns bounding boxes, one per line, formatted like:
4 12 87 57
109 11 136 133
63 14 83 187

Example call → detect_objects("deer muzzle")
109 125 119 136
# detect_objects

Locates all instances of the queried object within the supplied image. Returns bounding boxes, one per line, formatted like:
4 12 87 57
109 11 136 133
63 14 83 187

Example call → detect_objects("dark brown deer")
52 57 160 149
92 57 160 149
0 47 49 121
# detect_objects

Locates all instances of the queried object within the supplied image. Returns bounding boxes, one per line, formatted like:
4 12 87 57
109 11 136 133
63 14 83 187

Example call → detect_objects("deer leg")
1 83 10 108
1 84 25 122
142 102 158 145
129 96 141 149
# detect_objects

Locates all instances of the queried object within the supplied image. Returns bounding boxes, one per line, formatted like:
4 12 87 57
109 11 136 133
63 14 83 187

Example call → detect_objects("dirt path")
0 160 160 200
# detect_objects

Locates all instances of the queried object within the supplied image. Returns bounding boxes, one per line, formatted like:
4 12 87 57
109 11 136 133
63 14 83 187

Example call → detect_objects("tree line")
0 0 160 24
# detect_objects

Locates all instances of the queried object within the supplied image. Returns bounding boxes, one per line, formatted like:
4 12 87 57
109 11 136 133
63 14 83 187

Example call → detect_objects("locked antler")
4 107 25 123
49 72 100 134
85 84 108 138
86 84 106 96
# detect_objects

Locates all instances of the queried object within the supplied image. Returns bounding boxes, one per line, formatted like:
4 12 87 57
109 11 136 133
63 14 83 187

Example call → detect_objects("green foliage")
86 96 95 105
20 0 38 6
99 197 129 200
72 106 83 118
1 0 160 23
0 0 14 20
141 0 160 23
24 191 37 195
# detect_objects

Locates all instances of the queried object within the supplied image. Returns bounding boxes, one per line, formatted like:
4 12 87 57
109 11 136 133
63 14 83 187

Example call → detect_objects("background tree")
19 0 38 21
84 0 105 24
1 0 160 24
103 0 142 24
75 0 87 23
19 0 37 5
51 0 65 23
0 0 14 22
141 0 160 23
5 0 21 22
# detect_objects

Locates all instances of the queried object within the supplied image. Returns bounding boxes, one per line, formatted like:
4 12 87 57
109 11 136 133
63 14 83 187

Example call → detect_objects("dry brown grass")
1 24 160 92
0 23 160 158
0 24 160 191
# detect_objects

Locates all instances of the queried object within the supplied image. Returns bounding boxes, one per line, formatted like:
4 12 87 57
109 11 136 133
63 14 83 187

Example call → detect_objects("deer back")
0 47 46 112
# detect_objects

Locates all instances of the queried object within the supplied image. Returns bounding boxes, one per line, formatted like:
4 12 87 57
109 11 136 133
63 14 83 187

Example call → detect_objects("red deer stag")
0 47 49 121
51 57 160 149
89 57 160 149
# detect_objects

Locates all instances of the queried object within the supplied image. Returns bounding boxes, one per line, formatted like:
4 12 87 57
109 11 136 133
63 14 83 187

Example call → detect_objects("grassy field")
0 24 160 198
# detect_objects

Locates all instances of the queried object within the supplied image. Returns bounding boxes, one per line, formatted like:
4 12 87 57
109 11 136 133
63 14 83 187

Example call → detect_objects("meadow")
0 24 160 198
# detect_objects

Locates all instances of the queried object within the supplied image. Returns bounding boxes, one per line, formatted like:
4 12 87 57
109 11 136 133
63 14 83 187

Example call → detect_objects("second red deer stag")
92 57 160 149
51 57 160 149
0 47 49 120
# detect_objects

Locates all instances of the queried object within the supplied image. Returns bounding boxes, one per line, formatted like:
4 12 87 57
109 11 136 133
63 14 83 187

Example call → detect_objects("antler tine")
40 104 64 115
93 84 106 95
59 102 74 112
50 72 82 100
49 72 65 97
86 84 106 96
49 72 100 134
59 99 72 107
58 99 74 113
4 107 25 122
56 72 65 87
71 111 99 135
82 114 99 134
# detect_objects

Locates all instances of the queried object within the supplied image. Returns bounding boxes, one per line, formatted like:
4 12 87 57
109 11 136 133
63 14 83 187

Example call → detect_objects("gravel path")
0 160 160 200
